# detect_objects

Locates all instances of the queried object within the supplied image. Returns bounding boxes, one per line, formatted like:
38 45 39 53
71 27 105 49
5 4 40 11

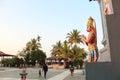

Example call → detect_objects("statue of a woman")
82 17 99 62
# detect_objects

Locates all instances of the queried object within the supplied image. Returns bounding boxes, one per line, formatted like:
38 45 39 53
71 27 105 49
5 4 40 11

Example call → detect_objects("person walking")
39 68 41 77
42 63 48 79
69 64 74 76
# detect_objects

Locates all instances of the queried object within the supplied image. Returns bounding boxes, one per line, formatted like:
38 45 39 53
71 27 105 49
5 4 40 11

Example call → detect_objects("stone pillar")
98 0 113 62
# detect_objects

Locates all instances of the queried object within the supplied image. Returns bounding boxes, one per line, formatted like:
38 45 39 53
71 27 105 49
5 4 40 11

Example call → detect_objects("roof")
0 51 14 56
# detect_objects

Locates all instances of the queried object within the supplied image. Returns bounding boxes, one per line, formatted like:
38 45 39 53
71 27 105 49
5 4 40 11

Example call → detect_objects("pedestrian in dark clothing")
42 63 48 79
70 65 74 76
39 68 41 77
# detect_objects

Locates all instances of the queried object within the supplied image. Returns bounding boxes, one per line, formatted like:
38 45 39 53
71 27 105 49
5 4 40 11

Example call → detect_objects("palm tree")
66 29 83 46
51 41 63 59
69 45 86 68
50 29 87 68
26 36 41 52
17 48 27 58
66 29 86 67
60 40 70 60
70 45 86 61
23 36 42 66
26 41 33 51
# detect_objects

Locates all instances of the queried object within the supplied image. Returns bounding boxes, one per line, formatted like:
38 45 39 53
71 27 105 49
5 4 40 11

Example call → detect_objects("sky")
0 0 103 57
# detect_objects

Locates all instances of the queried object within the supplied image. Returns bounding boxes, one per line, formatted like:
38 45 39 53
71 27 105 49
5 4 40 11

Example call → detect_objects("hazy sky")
0 0 103 57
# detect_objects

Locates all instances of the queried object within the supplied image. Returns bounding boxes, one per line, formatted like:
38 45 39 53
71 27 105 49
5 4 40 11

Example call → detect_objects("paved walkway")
0 67 86 80
63 70 86 80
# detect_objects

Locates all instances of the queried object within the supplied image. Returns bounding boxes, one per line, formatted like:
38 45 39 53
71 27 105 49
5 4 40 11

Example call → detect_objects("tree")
1 56 24 67
26 38 41 51
60 40 70 60
66 29 86 67
17 48 27 58
18 36 46 67
50 29 87 68
66 29 83 46
51 41 63 59
25 50 46 66
69 45 86 67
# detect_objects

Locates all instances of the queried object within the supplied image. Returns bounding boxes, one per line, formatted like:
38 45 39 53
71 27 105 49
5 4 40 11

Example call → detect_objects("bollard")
19 69 28 80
